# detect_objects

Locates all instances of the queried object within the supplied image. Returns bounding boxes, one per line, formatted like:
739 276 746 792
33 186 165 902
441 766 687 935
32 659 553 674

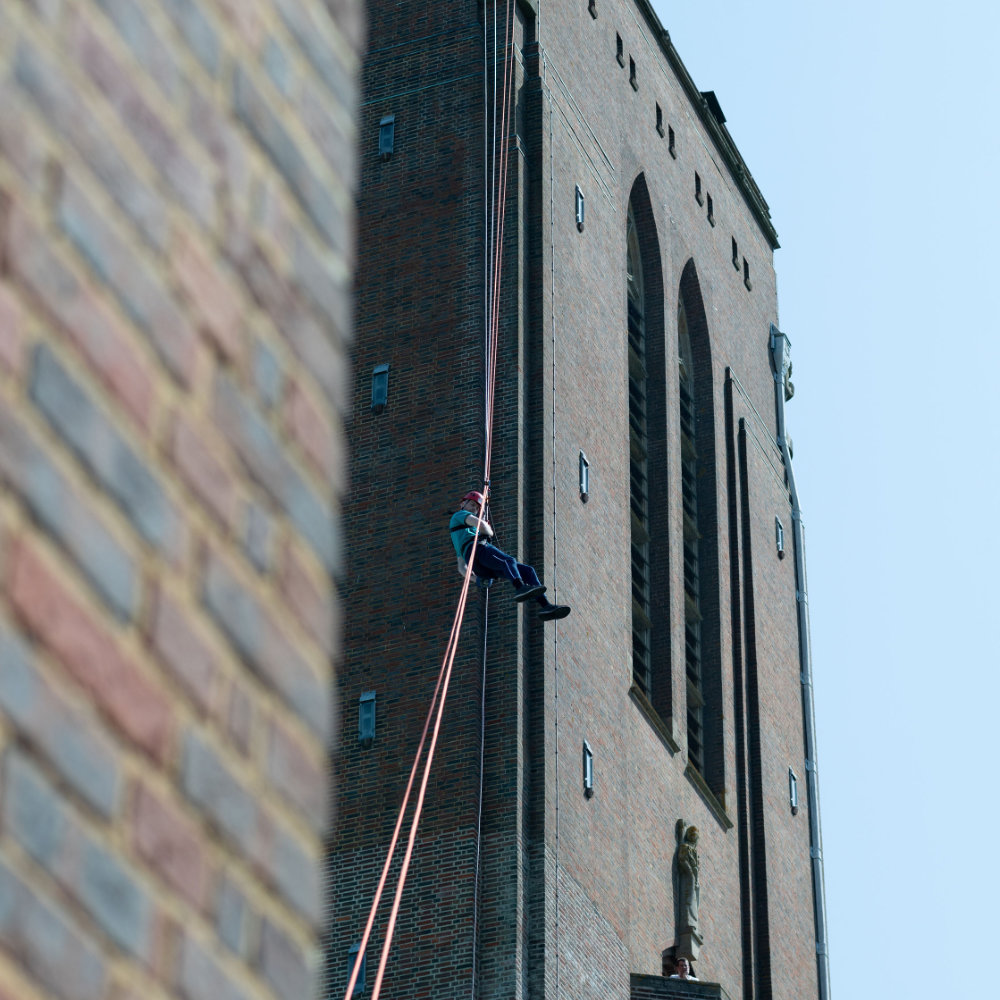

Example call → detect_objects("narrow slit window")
371 364 389 413
588 0 597 18
359 691 376 744
668 125 676 158
378 115 395 159
629 56 637 90
656 103 664 136
732 236 739 269
743 257 752 290
706 193 714 226
616 33 624 66
347 944 366 995
695 172 703 206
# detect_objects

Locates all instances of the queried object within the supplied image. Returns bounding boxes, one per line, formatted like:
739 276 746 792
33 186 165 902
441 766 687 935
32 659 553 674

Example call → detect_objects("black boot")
538 603 570 621
513 583 546 602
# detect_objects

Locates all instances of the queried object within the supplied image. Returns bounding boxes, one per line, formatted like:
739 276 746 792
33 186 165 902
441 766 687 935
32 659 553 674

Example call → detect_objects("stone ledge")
631 973 733 1000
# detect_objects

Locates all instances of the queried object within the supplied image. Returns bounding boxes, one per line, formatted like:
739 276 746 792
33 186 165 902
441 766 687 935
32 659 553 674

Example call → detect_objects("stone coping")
631 972 733 1000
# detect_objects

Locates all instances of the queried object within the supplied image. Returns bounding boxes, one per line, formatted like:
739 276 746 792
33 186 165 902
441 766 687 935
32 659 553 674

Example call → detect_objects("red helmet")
462 490 485 506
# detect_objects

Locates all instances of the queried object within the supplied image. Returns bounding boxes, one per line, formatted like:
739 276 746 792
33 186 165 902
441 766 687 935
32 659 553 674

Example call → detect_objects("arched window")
625 179 668 714
678 261 722 790
678 300 704 772
627 206 652 697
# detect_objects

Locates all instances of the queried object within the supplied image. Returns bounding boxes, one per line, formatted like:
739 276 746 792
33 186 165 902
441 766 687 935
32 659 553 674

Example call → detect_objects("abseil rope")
369 519 485 997
343 519 483 1000
485 0 516 460
343 2 517 995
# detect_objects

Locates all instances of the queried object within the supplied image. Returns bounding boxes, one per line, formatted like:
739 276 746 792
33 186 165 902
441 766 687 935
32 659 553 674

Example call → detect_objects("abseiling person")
449 490 570 622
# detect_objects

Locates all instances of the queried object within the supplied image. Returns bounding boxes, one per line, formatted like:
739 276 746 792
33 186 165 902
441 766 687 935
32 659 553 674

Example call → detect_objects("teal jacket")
449 509 481 559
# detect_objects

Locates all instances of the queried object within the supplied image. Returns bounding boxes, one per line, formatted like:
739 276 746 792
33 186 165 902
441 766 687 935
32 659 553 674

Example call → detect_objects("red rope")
344 518 485 999
485 0 516 472
369 526 484 996
345 1 516 993
341 578 463 998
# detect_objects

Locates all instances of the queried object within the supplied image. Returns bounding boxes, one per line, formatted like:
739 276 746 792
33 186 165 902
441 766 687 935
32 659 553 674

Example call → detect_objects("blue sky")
653 2 1000 996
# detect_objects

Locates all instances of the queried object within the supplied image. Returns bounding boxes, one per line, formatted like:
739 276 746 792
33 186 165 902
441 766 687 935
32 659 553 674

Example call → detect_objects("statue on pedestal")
675 819 702 962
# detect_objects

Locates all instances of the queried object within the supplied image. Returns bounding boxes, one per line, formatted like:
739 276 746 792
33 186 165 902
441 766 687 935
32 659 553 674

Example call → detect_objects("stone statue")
675 819 702 961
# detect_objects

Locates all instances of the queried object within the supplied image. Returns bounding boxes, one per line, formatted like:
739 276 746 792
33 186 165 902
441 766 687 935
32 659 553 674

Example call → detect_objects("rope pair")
344 1 517 995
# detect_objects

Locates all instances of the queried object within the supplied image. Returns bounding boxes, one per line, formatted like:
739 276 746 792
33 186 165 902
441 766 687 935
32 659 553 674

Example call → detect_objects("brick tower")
330 2 829 999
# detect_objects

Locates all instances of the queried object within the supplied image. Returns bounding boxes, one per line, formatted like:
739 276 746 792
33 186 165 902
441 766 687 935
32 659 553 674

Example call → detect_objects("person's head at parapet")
672 958 694 980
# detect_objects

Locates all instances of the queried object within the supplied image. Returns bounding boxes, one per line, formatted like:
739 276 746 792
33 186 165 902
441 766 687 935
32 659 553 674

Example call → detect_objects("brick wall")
0 2 359 998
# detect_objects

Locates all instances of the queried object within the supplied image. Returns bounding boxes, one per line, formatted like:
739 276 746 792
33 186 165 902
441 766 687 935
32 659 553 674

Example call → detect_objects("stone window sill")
684 763 733 830
629 683 680 754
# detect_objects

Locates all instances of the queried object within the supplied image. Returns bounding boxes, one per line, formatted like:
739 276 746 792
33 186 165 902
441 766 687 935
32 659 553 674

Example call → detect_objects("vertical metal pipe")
769 325 831 1000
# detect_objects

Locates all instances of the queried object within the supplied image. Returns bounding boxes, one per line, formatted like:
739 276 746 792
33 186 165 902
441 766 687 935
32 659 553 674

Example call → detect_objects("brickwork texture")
0 1 359 998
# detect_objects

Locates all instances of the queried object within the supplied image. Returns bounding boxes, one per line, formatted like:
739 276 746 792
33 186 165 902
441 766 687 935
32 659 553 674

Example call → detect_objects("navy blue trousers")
469 542 543 595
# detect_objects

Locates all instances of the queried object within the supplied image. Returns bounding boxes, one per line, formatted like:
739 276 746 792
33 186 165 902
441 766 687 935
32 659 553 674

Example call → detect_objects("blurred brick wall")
0 1 360 998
